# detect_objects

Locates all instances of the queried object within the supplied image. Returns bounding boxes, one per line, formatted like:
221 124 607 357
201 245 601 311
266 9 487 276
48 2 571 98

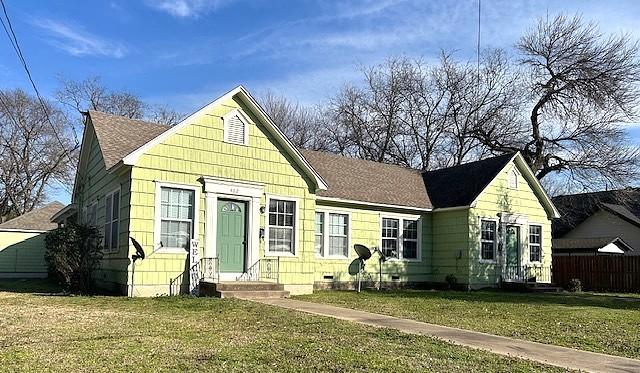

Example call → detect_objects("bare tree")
56 76 183 125
147 105 184 126
476 14 640 189
0 89 78 221
259 91 329 150
326 54 519 170
328 58 413 165
56 76 146 119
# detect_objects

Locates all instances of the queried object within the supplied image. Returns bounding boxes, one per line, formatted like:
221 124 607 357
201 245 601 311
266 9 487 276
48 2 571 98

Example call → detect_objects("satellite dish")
130 237 145 261
129 237 146 298
354 244 372 261
353 244 373 293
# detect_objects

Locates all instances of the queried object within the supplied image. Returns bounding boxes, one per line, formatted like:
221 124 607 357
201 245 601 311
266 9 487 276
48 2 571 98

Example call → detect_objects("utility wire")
0 0 78 164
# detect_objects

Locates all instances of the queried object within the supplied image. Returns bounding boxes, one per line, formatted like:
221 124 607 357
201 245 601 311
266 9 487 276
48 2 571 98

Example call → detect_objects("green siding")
431 209 470 284
312 201 431 286
0 230 48 276
74 122 131 293
468 161 553 287
127 97 317 295
73 91 557 296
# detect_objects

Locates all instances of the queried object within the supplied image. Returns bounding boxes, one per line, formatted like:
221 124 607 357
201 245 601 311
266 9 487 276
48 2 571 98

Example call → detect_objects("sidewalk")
254 298 640 373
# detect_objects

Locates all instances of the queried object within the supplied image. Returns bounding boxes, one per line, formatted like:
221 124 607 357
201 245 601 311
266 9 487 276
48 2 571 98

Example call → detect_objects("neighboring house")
552 189 640 256
0 202 65 278
552 237 634 256
59 86 559 296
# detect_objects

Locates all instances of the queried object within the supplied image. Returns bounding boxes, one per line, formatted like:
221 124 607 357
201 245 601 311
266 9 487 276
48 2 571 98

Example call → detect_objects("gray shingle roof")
89 110 170 169
85 110 519 210
0 202 65 231
301 150 432 209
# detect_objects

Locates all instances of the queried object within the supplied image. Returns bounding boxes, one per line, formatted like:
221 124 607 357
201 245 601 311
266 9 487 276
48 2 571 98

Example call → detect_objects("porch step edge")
216 290 290 299
213 282 285 291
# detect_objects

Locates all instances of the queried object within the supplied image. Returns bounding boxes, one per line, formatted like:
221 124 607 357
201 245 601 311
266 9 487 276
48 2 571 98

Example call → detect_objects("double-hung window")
529 225 542 262
159 187 195 250
315 212 324 256
381 217 420 260
268 199 296 254
104 190 120 253
480 220 497 261
315 211 349 258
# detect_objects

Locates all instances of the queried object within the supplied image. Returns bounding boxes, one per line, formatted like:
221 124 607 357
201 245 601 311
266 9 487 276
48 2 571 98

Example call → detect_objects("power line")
0 0 77 164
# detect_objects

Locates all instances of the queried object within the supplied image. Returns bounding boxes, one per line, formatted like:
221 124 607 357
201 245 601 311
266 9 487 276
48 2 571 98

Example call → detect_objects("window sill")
265 251 297 258
386 258 421 263
155 248 189 255
479 259 497 264
316 255 350 261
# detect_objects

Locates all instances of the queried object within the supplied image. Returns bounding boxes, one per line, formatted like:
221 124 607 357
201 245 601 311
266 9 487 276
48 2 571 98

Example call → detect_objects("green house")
61 86 560 296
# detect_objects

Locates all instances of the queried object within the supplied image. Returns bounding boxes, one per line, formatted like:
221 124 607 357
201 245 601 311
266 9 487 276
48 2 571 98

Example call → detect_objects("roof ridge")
300 149 517 175
299 149 422 173
88 110 171 128
423 152 516 175
0 201 64 229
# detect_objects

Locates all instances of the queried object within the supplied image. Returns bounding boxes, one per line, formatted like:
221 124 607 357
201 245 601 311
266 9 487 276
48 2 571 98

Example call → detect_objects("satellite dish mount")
353 244 372 293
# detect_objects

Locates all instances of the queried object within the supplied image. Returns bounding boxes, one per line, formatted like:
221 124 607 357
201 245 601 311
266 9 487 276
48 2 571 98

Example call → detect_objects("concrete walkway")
254 298 640 373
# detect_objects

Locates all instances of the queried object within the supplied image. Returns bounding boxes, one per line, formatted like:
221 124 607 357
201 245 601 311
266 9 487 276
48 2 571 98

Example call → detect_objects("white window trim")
528 224 543 264
479 217 499 264
222 108 250 146
264 195 300 257
315 208 352 260
379 213 422 262
154 181 200 255
103 187 121 254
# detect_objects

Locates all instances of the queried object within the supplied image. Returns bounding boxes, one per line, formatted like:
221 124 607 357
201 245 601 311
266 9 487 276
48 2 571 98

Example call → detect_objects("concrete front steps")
199 281 290 299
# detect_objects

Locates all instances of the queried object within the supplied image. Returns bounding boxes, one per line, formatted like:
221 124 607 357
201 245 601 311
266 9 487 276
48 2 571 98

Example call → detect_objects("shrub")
45 223 104 294
568 278 582 292
445 274 458 290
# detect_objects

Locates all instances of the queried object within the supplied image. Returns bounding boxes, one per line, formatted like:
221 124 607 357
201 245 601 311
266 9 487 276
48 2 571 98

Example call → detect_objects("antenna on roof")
475 0 481 128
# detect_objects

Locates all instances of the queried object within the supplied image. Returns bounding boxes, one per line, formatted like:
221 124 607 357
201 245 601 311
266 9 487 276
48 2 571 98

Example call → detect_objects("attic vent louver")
224 113 247 145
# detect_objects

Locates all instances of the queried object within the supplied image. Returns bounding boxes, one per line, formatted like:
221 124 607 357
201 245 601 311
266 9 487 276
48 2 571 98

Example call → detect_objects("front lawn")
296 290 640 360
0 282 565 372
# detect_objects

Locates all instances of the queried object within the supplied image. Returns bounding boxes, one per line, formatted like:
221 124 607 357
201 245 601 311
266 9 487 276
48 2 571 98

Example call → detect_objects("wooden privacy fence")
552 255 640 292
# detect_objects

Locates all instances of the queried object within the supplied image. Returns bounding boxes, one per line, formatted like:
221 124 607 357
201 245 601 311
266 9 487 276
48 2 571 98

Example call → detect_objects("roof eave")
316 196 432 212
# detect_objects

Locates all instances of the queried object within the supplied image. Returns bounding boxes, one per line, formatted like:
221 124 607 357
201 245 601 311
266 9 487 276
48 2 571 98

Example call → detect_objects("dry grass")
0 281 569 372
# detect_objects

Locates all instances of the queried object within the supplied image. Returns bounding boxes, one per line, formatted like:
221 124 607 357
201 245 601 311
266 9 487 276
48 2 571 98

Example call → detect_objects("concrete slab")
255 298 640 373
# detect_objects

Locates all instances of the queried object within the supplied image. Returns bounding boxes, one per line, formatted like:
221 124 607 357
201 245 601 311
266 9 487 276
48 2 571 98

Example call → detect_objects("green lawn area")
296 289 640 360
0 281 567 372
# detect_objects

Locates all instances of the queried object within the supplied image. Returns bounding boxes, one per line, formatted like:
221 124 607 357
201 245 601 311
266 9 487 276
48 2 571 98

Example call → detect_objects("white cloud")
33 18 127 58
144 0 231 18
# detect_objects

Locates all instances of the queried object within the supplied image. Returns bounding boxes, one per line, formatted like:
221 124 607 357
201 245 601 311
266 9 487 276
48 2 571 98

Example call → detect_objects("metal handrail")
169 261 199 296
168 257 219 295
236 257 279 283
200 257 219 283
503 264 552 283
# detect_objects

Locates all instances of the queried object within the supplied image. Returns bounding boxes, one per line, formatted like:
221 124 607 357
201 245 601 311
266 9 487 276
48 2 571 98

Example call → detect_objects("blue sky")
2 0 640 203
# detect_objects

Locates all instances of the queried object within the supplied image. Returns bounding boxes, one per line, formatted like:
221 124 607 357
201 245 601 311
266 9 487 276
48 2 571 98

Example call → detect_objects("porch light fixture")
259 205 266 214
